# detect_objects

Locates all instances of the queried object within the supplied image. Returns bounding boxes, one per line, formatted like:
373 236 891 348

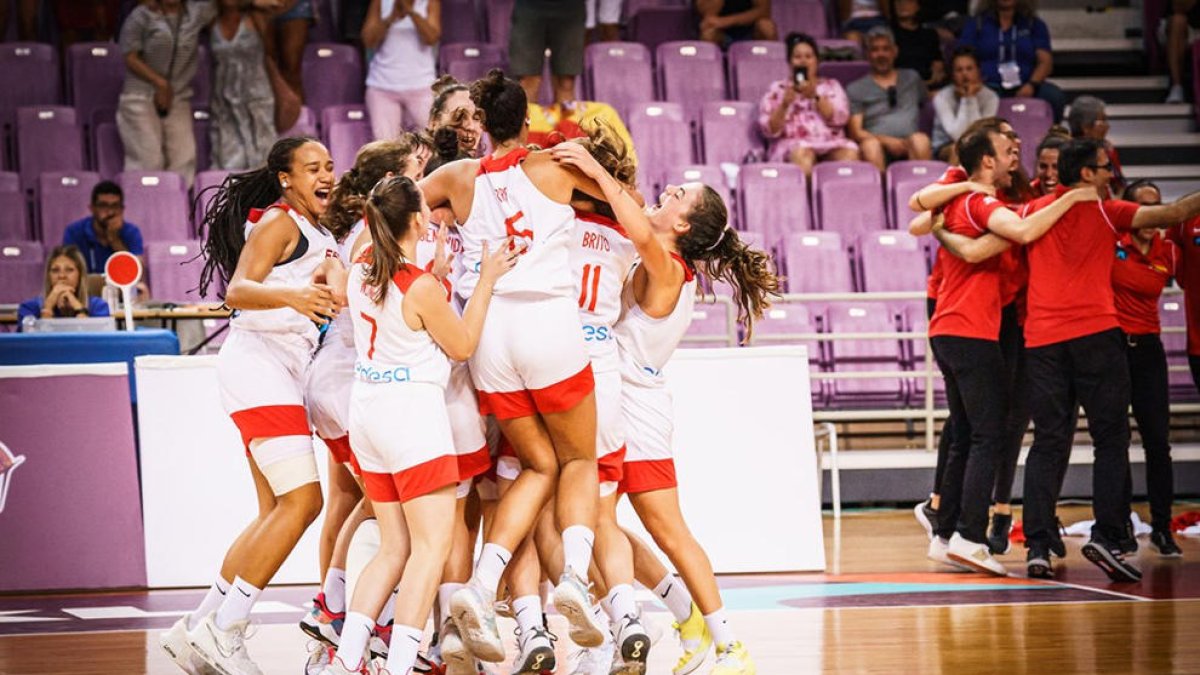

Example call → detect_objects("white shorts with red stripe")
447 361 490 482
617 383 677 494
349 380 460 503
305 334 355 464
217 329 314 453
469 295 594 420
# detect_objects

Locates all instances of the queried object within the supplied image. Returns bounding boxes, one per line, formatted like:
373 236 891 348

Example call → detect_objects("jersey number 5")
578 264 602 312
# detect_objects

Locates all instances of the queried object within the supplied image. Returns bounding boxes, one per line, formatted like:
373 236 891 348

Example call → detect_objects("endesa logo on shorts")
354 361 412 383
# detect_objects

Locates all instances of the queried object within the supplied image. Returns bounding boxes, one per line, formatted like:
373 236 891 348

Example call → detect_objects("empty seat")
440 0 482 43
781 231 852 292
0 44 60 167
1160 296 1197 401
193 170 231 230
67 42 125 139
812 161 885 239
682 294 738 347
38 171 101 246
320 104 369 142
17 106 84 193
700 101 761 166
485 0 515 47
657 41 727 124
824 301 908 406
628 6 696 51
302 44 365 115
998 98 1052 175
146 240 206 303
858 230 928 292
193 109 212 173
439 43 507 85
328 117 373 182
903 301 946 404
773 0 830 38
746 298 826 405
627 102 693 198
117 171 190 241
886 160 949 229
0 172 28 239
92 117 124 179
728 41 788 103
738 163 810 243
817 61 870 90
280 106 318 138
585 42 654 120
0 240 45 303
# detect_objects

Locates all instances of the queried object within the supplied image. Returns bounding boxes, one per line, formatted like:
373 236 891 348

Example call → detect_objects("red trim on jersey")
247 201 293 224
574 209 630 239
321 434 353 464
478 148 530 174
354 244 374 265
670 253 696 282
457 444 492 481
598 445 626 483
361 454 460 503
618 459 677 494
391 263 427 293
422 260 455 299
229 404 310 449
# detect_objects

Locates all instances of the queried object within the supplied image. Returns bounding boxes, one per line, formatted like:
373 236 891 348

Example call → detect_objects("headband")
704 222 733 252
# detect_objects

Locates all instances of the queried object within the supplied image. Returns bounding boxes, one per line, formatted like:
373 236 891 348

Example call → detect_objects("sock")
335 611 374 668
385 623 424 674
653 574 694 623
438 583 463 628
513 595 543 635
322 567 347 614
377 587 398 626
930 493 941 510
562 525 595 578
594 602 611 630
605 584 638 621
215 577 261 631
540 580 555 610
703 608 736 649
188 577 230 630
474 543 512 595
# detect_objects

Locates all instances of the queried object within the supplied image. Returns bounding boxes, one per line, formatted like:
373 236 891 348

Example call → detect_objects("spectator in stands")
1068 95 1125 192
61 181 146 274
586 0 622 43
210 0 278 170
361 0 441 140
840 0 888 43
893 0 946 90
427 75 483 157
51 0 122 47
527 100 635 155
847 26 932 170
17 246 111 329
758 32 859 174
1031 131 1068 195
1160 0 1198 103
932 47 999 161
1114 179 1184 558
957 0 1065 122
509 0 586 106
271 0 311 103
0 0 37 41
696 0 779 45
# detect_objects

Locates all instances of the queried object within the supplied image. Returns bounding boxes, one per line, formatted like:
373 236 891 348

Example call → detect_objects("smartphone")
793 66 807 86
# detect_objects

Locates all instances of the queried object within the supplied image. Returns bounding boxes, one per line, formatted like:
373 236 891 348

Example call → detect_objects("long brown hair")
361 176 424 304
571 121 639 219
322 135 425 242
42 245 89 302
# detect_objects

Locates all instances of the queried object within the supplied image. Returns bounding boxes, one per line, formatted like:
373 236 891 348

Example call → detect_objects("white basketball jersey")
229 203 338 347
615 256 698 387
324 218 367 349
458 148 575 299
571 210 638 373
347 253 451 388
415 219 466 298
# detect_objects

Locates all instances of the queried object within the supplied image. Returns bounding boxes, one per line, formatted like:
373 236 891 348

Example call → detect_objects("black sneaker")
914 498 938 541
1118 519 1139 555
1026 546 1053 579
1150 530 1183 558
1049 518 1067 559
988 512 1013 555
1081 540 1143 582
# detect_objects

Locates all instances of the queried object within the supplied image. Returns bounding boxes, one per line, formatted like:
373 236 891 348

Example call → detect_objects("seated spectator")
17 246 111 329
509 0 586 106
957 0 1065 122
62 181 146 274
526 101 636 159
426 75 483 157
1067 95 1125 192
932 47 999 160
210 0 278 170
1160 0 1198 103
1031 131 1068 196
847 26 931 169
697 0 778 45
840 0 888 43
586 0 622 43
893 0 946 89
361 0 441 140
758 33 859 174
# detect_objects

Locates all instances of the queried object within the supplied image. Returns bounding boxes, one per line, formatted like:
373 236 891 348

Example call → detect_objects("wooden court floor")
2 504 1198 674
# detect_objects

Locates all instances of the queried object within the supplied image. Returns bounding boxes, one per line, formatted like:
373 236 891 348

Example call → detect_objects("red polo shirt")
925 167 969 301
1022 185 1141 348
1166 215 1200 355
1112 232 1178 335
929 191 1009 340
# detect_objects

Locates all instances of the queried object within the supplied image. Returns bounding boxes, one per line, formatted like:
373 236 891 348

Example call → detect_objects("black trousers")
931 335 1008 543
993 303 1030 505
1023 328 1133 547
928 297 966 496
1125 333 1174 531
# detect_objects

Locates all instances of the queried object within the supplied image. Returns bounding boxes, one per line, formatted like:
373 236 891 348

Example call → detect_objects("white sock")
474 543 512 595
188 577 230 630
335 611 374 669
377 587 398 626
593 601 611 629
561 525 595 578
385 623 424 674
703 608 736 649
322 567 347 614
438 583 463 628
653 574 694 623
215 577 261 631
605 584 638 621
513 595 543 635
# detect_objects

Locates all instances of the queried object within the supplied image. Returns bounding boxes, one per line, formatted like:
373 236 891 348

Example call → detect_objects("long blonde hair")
42 245 90 304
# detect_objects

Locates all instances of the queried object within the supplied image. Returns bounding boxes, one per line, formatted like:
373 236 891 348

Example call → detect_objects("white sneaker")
566 636 615 675
947 532 1009 576
610 615 649 675
510 626 557 674
1166 84 1186 104
304 641 334 675
318 654 366 674
927 537 972 572
450 582 505 662
160 615 218 675
186 613 263 675
553 567 607 648
441 620 478 675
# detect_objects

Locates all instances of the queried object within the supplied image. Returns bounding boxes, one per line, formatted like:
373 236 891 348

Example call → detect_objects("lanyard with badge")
997 24 1021 90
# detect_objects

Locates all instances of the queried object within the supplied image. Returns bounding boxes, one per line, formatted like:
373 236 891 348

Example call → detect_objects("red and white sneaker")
301 593 346 646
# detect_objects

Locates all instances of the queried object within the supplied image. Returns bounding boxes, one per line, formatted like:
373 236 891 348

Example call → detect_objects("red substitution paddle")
104 251 143 332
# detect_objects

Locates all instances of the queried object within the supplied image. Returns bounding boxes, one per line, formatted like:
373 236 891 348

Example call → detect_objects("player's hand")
550 141 608 181
478 239 519 284
430 221 455 280
289 283 337 324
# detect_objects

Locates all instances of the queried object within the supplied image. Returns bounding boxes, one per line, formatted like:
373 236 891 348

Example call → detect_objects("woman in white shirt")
933 46 1000 161
361 0 441 141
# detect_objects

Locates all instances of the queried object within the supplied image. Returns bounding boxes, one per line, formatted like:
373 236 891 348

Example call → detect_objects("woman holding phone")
757 32 859 174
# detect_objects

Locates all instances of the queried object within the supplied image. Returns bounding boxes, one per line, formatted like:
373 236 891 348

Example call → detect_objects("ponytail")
323 136 424 242
361 176 424 304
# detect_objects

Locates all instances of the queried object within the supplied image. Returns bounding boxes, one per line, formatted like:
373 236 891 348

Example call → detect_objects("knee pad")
345 518 381 602
249 435 319 496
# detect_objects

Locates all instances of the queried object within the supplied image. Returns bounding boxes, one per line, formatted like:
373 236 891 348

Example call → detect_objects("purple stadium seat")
997 97 1052 175
328 118 373 182
0 172 28 240
1160 295 1198 401
746 298 826 405
37 171 101 246
903 301 945 404
117 171 190 241
682 294 738 347
858 230 927 292
629 7 697 54
93 119 124 179
192 45 212 112
320 105 369 143
0 44 60 167
485 0 515 47
439 43 507 85
627 102 694 198
824 300 908 406
623 0 686 19
781 231 852 292
773 0 830 38
585 42 654 120
886 159 949 228
193 170 231 230
817 61 870 90
812 160 885 238
657 41 727 123
302 44 365 115
440 0 482 43
193 109 211 173
727 41 788 103
0 240 44 303
67 43 124 138
700 101 761 166
738 163 810 243
146 240 205 303
16 106 84 194
280 106 318 138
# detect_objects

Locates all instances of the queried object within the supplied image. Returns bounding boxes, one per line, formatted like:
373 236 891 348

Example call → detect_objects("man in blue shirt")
61 181 145 273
